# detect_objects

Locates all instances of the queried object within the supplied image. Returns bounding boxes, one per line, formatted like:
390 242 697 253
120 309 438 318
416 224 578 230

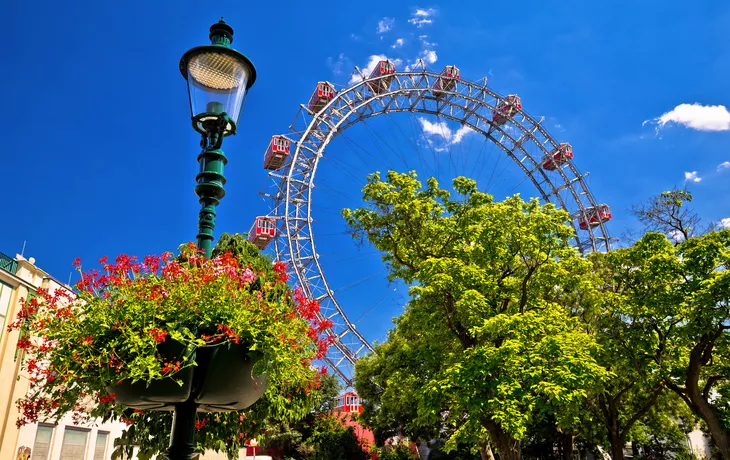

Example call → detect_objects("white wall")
15 413 130 460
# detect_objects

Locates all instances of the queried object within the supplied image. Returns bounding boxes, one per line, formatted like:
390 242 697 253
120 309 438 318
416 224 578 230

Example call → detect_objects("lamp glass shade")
186 50 250 123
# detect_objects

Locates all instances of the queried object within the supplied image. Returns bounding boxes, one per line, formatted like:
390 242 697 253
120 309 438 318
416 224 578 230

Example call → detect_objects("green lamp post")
180 17 257 258
153 18 257 460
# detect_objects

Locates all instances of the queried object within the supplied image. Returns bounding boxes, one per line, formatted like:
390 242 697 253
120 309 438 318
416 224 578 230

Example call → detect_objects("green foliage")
628 392 696 459
260 372 343 459
12 233 329 459
596 229 730 456
307 414 370 460
346 171 610 456
355 330 444 445
371 444 419 460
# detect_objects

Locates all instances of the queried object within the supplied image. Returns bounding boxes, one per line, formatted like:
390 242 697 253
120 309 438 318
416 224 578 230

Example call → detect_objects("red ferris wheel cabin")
433 65 460 98
263 135 291 171
367 59 396 95
248 217 276 250
492 94 522 125
308 82 336 113
578 205 612 230
335 391 363 414
542 143 574 171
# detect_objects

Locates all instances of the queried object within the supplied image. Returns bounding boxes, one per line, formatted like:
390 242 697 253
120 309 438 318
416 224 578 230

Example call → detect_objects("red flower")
72 258 81 267
147 328 168 343
16 337 32 350
80 336 93 346
273 261 289 282
195 417 209 430
161 360 181 374
98 393 116 404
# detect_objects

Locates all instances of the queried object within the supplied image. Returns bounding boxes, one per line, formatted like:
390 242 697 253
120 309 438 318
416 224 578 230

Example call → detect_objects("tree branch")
518 265 538 314
619 385 664 441
664 379 693 409
703 376 726 400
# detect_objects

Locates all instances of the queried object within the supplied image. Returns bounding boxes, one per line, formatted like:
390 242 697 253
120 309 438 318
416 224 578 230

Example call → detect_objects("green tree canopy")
599 230 730 458
345 171 610 459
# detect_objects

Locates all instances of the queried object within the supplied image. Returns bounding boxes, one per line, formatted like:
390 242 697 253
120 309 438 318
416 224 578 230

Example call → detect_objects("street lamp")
179 17 256 258
160 19 256 460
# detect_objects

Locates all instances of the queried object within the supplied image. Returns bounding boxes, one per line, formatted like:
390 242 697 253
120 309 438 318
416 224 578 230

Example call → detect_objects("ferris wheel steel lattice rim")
263 66 612 385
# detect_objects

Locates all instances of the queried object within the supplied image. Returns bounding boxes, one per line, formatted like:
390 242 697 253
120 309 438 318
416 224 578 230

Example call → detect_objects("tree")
630 188 701 242
570 252 669 460
261 371 342 459
355 329 445 445
626 391 697 459
601 231 730 458
307 413 370 460
343 171 610 459
355 326 494 459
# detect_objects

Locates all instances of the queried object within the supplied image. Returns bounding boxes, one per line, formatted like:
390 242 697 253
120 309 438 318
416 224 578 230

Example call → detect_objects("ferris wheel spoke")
333 269 389 294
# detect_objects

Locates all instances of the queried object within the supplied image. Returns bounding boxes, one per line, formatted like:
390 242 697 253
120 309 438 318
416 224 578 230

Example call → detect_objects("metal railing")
0 252 18 275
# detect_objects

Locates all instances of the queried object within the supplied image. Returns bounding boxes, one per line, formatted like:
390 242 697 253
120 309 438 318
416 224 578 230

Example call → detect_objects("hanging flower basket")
10 239 334 429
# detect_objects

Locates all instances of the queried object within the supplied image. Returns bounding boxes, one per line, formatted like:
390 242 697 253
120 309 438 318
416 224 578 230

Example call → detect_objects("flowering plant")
10 234 333 456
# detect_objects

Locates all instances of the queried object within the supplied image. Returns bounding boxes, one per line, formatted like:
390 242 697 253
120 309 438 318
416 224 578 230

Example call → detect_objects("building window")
31 424 54 460
93 432 108 459
60 428 89 460
0 281 12 341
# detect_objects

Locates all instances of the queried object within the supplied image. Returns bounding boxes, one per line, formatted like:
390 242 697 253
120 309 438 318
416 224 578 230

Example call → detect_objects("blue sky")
2 0 730 346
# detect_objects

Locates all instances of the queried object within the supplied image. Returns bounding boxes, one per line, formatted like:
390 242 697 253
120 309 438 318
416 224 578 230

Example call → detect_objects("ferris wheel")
248 60 612 385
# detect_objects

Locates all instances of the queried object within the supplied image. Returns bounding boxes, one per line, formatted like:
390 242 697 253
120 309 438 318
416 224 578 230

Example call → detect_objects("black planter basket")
107 341 267 412
196 342 267 412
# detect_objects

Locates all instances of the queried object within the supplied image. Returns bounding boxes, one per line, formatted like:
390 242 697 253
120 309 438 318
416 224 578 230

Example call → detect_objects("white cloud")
409 17 433 27
405 58 425 72
391 38 404 48
416 35 436 47
668 230 685 243
647 103 730 132
418 117 474 145
719 217 730 229
452 125 473 144
684 171 702 183
718 161 730 171
350 55 403 84
377 17 394 34
326 53 349 76
414 8 436 16
420 118 451 139
408 8 436 27
420 49 438 64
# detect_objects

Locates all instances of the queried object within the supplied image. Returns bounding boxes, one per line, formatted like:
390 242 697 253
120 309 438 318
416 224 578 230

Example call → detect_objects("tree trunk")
678 337 730 459
560 432 574 460
686 387 730 459
480 417 520 460
478 437 496 460
607 428 624 460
